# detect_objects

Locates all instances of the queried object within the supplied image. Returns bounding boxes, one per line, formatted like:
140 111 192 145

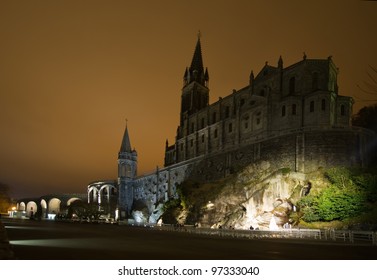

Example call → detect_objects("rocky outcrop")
161 161 324 230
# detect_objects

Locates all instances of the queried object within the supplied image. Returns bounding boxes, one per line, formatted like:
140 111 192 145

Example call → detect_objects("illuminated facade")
116 37 375 220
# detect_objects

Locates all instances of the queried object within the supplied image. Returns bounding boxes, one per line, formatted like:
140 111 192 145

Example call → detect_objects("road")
2 218 377 260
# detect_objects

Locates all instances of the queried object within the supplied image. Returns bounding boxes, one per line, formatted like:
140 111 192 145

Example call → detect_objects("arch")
26 201 38 217
88 187 99 204
67 197 82 206
41 199 47 218
48 198 61 214
18 202 26 211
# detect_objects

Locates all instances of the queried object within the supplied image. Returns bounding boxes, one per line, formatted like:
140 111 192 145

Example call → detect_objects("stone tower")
180 34 210 127
117 124 137 217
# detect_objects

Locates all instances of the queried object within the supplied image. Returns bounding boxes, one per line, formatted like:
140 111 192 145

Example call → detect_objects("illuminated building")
115 36 375 220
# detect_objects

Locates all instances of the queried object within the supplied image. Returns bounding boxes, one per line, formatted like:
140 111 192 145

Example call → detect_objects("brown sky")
1 0 376 199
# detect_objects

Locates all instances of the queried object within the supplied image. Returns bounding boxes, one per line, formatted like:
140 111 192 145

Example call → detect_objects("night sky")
1 0 376 199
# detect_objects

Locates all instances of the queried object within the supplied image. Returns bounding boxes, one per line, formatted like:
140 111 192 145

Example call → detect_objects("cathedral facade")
115 37 375 221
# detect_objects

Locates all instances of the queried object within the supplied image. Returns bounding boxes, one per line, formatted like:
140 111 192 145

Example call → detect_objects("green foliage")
297 167 376 223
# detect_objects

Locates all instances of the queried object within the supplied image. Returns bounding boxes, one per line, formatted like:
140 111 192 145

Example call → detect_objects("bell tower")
180 33 210 126
117 123 137 217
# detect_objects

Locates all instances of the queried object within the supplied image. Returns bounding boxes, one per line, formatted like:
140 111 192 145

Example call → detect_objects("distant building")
112 36 375 220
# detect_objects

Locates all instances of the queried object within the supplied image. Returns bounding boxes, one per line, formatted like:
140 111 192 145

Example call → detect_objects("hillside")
160 161 377 230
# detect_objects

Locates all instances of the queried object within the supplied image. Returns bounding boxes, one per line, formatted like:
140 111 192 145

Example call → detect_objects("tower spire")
120 122 132 153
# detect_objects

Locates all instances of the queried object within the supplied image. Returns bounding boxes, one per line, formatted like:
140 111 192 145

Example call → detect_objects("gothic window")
289 77 295 94
214 129 218 138
312 72 319 90
244 122 248 129
240 98 245 107
340 104 345 116
180 143 183 151
310 101 315 112
292 104 297 115
225 106 230 118
191 122 195 133
321 99 326 111
201 134 205 143
201 118 205 129
256 118 260 125
282 105 286 117
212 112 217 124
190 139 193 147
229 123 233 133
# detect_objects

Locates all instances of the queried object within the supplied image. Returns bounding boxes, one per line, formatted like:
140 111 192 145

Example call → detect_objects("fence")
153 225 377 245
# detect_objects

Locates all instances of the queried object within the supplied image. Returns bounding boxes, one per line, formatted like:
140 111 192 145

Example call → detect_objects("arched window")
340 104 345 116
321 99 326 111
228 123 233 133
289 77 295 94
201 134 205 143
214 129 218 138
310 101 315 112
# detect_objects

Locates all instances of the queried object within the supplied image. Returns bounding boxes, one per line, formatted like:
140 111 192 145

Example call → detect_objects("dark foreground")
3 218 377 260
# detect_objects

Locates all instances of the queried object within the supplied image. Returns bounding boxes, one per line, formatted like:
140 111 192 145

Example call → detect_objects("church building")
103 36 374 221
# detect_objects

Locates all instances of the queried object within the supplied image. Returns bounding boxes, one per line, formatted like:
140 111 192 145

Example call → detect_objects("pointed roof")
120 125 132 153
190 36 204 74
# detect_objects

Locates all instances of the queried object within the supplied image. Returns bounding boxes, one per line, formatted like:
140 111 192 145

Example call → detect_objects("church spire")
120 123 132 153
184 31 208 87
190 32 204 75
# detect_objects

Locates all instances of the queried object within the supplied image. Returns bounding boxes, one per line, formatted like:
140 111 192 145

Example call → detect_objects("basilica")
89 36 375 221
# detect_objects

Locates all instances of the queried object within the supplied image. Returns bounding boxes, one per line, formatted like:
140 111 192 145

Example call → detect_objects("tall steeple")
184 31 209 87
180 33 210 127
118 122 137 217
119 124 132 153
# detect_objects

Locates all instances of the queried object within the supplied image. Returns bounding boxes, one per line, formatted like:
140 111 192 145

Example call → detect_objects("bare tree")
357 65 377 102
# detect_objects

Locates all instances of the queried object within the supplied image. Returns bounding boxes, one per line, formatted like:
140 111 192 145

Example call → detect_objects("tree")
0 182 11 213
357 65 377 102
352 103 377 133
297 168 375 223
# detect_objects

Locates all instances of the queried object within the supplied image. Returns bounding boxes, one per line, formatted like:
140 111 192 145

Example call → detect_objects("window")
229 123 233 133
180 143 183 151
340 104 345 116
312 72 319 90
214 129 218 138
225 106 230 118
282 105 286 117
260 89 265 97
240 99 245 107
201 118 205 129
190 139 193 147
191 123 195 133
244 122 249 129
201 134 205 143
292 104 297 115
212 112 217 124
321 99 326 111
289 77 295 94
310 101 314 112
256 118 260 125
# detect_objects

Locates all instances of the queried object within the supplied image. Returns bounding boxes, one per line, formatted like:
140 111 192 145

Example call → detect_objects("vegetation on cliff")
161 164 377 230
296 167 377 226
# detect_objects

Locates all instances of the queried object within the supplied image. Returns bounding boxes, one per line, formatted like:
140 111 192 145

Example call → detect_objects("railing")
151 225 377 245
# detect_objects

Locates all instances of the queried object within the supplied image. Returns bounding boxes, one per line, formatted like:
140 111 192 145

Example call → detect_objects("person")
250 225 254 230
